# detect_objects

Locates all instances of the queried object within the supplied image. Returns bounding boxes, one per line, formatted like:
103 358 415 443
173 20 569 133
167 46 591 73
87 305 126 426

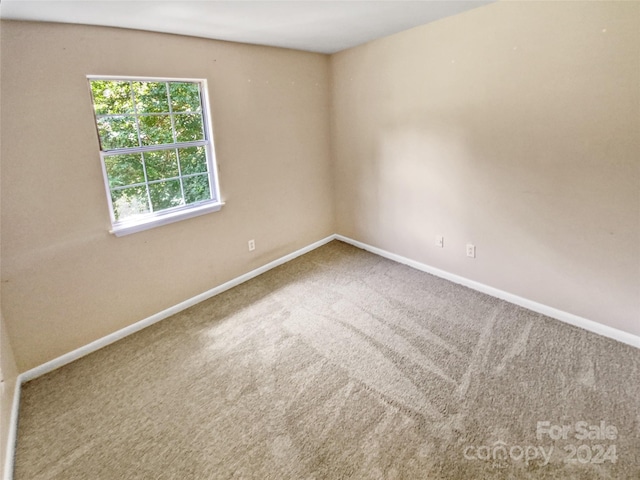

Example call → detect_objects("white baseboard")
5 232 638 480
335 234 640 350
4 234 336 480
21 234 337 383
2 377 21 480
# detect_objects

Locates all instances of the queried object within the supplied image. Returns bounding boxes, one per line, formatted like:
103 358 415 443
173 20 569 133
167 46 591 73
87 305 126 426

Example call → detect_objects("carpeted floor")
13 241 640 479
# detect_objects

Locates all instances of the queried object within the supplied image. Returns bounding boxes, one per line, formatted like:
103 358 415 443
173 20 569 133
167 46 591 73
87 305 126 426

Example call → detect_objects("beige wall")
331 1 640 335
1 21 334 371
2 1 639 374
1 312 19 480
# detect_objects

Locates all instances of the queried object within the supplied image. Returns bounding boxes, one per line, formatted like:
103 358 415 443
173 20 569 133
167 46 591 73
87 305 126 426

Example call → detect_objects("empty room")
1 0 638 478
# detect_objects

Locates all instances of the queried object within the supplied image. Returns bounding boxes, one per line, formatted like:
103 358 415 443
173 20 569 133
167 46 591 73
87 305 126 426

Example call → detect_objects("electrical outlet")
466 244 476 258
436 236 444 248
248 239 255 251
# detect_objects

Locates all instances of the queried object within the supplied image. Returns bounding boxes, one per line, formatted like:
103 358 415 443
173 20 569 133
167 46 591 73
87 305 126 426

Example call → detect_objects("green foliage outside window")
90 79 212 222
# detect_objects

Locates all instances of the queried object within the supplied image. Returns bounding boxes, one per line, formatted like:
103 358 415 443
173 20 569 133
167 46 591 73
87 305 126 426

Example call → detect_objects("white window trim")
109 200 225 237
87 75 223 237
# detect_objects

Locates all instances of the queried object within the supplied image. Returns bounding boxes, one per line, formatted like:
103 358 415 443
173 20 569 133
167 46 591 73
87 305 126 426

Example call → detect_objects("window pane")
183 174 211 204
133 81 169 113
144 150 179 182
178 146 207 175
174 113 204 142
139 115 173 146
97 116 139 150
89 77 219 231
90 80 133 115
105 154 145 188
169 82 202 112
149 180 183 211
111 186 150 221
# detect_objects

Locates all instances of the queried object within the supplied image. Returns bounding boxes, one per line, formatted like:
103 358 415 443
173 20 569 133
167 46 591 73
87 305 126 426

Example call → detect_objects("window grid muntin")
89 76 217 226
101 145 211 219
135 90 153 212
109 171 210 192
166 88 188 203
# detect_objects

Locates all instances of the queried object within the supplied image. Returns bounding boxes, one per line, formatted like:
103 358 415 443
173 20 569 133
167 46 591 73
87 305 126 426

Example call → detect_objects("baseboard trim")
335 234 640 349
2 376 22 480
5 234 336 480
5 232 638 480
20 234 337 384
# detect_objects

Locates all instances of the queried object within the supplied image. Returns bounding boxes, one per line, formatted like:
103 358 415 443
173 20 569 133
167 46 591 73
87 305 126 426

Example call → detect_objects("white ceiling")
0 1 493 54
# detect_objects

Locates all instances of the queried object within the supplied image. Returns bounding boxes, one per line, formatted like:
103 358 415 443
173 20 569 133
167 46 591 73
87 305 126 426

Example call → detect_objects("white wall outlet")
436 236 444 248
466 244 476 258
248 239 255 251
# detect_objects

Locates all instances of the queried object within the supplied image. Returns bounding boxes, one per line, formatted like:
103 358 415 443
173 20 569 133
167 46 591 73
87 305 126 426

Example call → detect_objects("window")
88 76 222 236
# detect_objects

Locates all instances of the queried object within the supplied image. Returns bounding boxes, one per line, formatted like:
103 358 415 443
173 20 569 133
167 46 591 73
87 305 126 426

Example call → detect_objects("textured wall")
331 1 640 335
1 21 334 371
2 1 639 373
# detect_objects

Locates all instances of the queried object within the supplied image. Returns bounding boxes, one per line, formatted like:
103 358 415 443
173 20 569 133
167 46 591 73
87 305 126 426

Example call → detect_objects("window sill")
110 201 224 237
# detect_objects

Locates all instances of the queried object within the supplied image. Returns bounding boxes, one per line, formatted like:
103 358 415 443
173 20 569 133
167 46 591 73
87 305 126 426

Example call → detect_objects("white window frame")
87 75 223 237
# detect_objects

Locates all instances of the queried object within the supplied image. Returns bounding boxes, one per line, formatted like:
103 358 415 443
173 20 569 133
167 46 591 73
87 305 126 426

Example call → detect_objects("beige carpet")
13 241 640 479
